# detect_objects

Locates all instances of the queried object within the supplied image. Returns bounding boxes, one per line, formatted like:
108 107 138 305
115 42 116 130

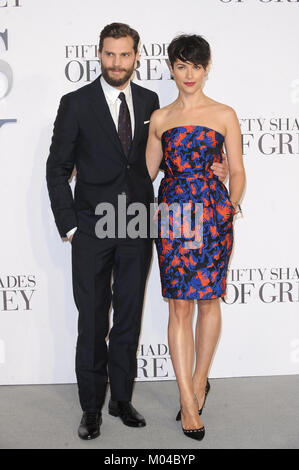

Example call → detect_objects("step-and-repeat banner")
1 0 299 384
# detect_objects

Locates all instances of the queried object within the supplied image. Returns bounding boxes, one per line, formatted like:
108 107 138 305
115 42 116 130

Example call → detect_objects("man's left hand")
211 153 229 182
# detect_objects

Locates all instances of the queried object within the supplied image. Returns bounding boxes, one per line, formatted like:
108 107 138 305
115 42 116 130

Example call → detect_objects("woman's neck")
176 89 208 110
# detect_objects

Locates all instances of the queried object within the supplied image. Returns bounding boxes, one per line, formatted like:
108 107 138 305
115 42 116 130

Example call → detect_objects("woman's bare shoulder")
206 97 234 112
149 103 174 128
210 101 240 136
208 98 237 117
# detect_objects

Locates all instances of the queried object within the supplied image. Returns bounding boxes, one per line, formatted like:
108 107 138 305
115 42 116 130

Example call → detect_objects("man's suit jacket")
46 75 160 239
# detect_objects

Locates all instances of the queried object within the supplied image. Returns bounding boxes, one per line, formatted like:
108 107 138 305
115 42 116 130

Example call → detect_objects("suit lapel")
87 76 145 163
87 76 126 160
127 81 144 161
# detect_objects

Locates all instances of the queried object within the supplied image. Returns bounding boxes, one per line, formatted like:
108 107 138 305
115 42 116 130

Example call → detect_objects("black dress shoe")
78 411 102 440
108 400 146 427
176 379 210 421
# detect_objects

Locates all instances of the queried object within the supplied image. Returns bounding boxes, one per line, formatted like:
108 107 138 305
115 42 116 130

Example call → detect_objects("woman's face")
171 60 208 94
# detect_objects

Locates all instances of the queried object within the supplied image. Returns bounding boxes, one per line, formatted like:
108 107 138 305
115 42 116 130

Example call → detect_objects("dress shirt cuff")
66 227 77 239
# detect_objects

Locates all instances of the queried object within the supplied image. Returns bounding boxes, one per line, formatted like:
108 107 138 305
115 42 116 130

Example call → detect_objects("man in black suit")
46 22 228 440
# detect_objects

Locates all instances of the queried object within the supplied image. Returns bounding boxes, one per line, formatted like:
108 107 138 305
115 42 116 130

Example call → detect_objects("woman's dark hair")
99 22 140 53
167 34 211 69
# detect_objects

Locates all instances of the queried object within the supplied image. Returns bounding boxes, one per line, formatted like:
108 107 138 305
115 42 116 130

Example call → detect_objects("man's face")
98 36 139 88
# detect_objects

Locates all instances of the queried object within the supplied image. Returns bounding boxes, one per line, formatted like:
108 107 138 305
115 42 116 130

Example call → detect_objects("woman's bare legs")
168 298 203 429
193 297 222 409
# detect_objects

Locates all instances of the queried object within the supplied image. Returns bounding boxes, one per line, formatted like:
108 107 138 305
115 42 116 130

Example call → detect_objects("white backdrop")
1 0 299 385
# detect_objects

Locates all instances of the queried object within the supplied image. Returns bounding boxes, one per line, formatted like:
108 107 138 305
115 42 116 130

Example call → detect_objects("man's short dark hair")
99 22 140 53
168 34 211 69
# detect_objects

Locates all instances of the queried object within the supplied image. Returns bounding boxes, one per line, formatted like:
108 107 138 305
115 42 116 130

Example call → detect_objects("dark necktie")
118 92 132 158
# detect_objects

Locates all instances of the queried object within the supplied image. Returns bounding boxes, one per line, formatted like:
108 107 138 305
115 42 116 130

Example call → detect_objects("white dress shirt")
100 74 135 136
66 75 135 240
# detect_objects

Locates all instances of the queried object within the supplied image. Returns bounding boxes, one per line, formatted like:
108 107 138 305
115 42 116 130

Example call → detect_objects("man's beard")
101 63 135 87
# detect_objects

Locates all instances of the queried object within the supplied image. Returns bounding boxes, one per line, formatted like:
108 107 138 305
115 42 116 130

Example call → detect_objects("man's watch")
231 201 242 215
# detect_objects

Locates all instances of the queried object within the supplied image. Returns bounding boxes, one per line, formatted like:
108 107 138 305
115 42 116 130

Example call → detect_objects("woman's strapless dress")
154 125 236 300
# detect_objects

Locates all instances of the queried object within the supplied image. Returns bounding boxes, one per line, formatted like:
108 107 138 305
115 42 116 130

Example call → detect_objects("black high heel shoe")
182 424 205 441
180 402 205 441
176 379 210 421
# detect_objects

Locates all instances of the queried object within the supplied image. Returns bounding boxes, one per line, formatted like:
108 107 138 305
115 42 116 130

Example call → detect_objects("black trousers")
71 228 153 412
